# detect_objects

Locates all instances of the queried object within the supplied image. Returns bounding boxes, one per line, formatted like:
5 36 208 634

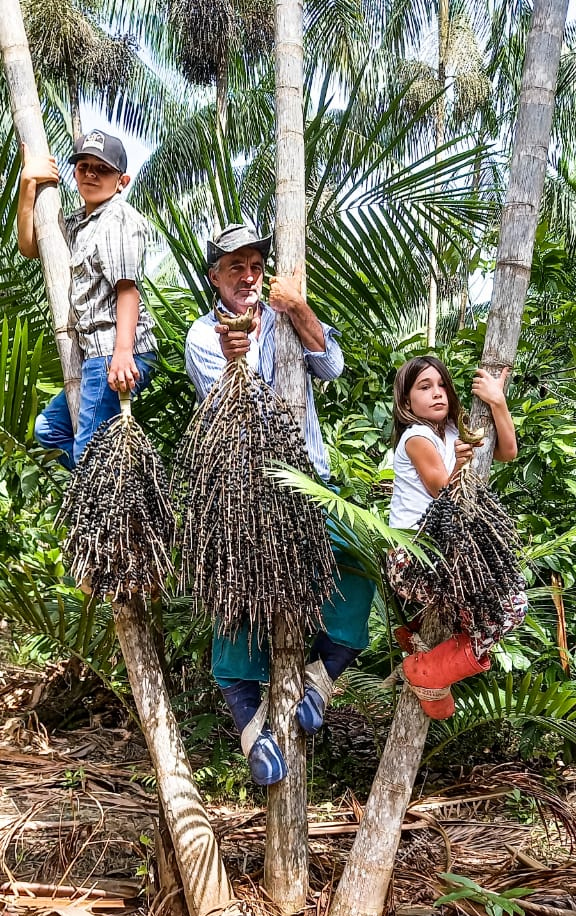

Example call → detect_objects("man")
17 129 156 469
185 223 375 786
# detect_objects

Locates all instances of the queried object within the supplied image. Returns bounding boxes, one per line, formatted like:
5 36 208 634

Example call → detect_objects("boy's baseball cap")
68 129 128 173
207 223 272 266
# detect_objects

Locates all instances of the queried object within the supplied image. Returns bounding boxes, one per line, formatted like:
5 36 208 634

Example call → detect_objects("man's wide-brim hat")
69 129 128 174
207 223 272 267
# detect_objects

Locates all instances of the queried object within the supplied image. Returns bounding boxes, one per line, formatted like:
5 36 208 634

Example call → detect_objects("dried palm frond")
469 763 576 848
171 356 335 648
57 397 175 604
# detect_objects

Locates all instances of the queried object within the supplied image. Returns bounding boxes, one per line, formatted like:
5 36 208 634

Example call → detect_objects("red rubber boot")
402 634 490 720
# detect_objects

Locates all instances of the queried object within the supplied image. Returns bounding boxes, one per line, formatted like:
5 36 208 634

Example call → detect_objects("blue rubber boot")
221 680 287 786
296 632 361 735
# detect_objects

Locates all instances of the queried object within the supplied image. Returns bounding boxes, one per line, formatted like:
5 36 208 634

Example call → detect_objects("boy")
17 129 156 469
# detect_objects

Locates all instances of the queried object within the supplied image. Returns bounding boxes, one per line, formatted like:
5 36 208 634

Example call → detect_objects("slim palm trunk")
329 1 569 913
114 597 234 916
264 0 309 912
0 0 82 427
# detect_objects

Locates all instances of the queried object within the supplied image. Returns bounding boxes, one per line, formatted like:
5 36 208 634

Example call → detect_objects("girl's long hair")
392 356 462 447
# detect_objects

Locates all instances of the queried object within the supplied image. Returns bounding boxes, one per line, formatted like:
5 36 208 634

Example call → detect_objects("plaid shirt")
65 195 157 358
185 300 344 480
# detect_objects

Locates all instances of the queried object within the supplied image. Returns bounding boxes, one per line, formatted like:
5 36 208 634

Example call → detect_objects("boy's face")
74 155 129 213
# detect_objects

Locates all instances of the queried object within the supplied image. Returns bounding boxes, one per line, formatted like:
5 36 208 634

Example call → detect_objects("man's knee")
35 410 69 451
212 624 270 684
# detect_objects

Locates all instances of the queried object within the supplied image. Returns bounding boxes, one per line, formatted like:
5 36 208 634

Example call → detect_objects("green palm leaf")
267 465 430 583
424 670 576 761
0 316 42 444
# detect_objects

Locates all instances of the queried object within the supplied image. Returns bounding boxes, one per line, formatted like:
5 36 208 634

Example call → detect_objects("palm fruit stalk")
171 308 335 648
57 392 175 602
397 411 524 634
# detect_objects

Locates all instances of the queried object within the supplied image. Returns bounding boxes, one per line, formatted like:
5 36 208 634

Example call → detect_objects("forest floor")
0 659 576 916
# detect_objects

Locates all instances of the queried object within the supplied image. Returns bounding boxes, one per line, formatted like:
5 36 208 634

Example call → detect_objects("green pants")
213 548 375 687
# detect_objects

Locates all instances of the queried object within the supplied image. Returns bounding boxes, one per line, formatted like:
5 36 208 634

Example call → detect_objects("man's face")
209 247 265 315
74 155 128 214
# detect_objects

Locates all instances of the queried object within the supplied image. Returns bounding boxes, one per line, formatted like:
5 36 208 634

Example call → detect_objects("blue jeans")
35 352 156 469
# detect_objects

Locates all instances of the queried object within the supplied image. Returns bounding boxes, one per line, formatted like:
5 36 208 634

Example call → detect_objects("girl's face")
407 365 449 425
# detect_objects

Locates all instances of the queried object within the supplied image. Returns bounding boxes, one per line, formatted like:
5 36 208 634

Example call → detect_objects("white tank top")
389 422 458 529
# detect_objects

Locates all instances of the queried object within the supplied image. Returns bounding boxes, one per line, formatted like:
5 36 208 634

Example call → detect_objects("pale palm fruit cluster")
170 356 335 647
57 402 175 604
167 0 273 84
22 0 137 91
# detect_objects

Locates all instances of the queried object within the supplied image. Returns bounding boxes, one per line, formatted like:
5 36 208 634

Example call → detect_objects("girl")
387 356 527 720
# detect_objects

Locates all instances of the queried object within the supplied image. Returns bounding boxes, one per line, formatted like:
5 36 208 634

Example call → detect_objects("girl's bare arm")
472 367 517 462
405 436 473 498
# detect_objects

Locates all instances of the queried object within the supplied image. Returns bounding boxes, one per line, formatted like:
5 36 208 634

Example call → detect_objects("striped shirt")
65 195 157 358
185 301 344 480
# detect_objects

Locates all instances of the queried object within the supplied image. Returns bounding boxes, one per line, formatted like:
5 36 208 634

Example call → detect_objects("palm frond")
267 465 429 585
0 573 124 689
425 669 576 761
0 316 42 444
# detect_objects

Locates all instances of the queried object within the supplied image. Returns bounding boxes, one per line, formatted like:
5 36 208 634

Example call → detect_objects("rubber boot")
402 634 490 720
296 632 361 735
394 611 424 654
221 680 287 786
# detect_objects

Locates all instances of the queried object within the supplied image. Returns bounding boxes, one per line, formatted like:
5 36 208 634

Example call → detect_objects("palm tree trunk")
470 0 569 478
114 597 234 916
264 0 308 912
216 53 228 140
458 152 482 330
327 616 448 916
330 2 568 913
427 0 448 348
65 59 83 141
0 0 82 427
212 50 228 233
